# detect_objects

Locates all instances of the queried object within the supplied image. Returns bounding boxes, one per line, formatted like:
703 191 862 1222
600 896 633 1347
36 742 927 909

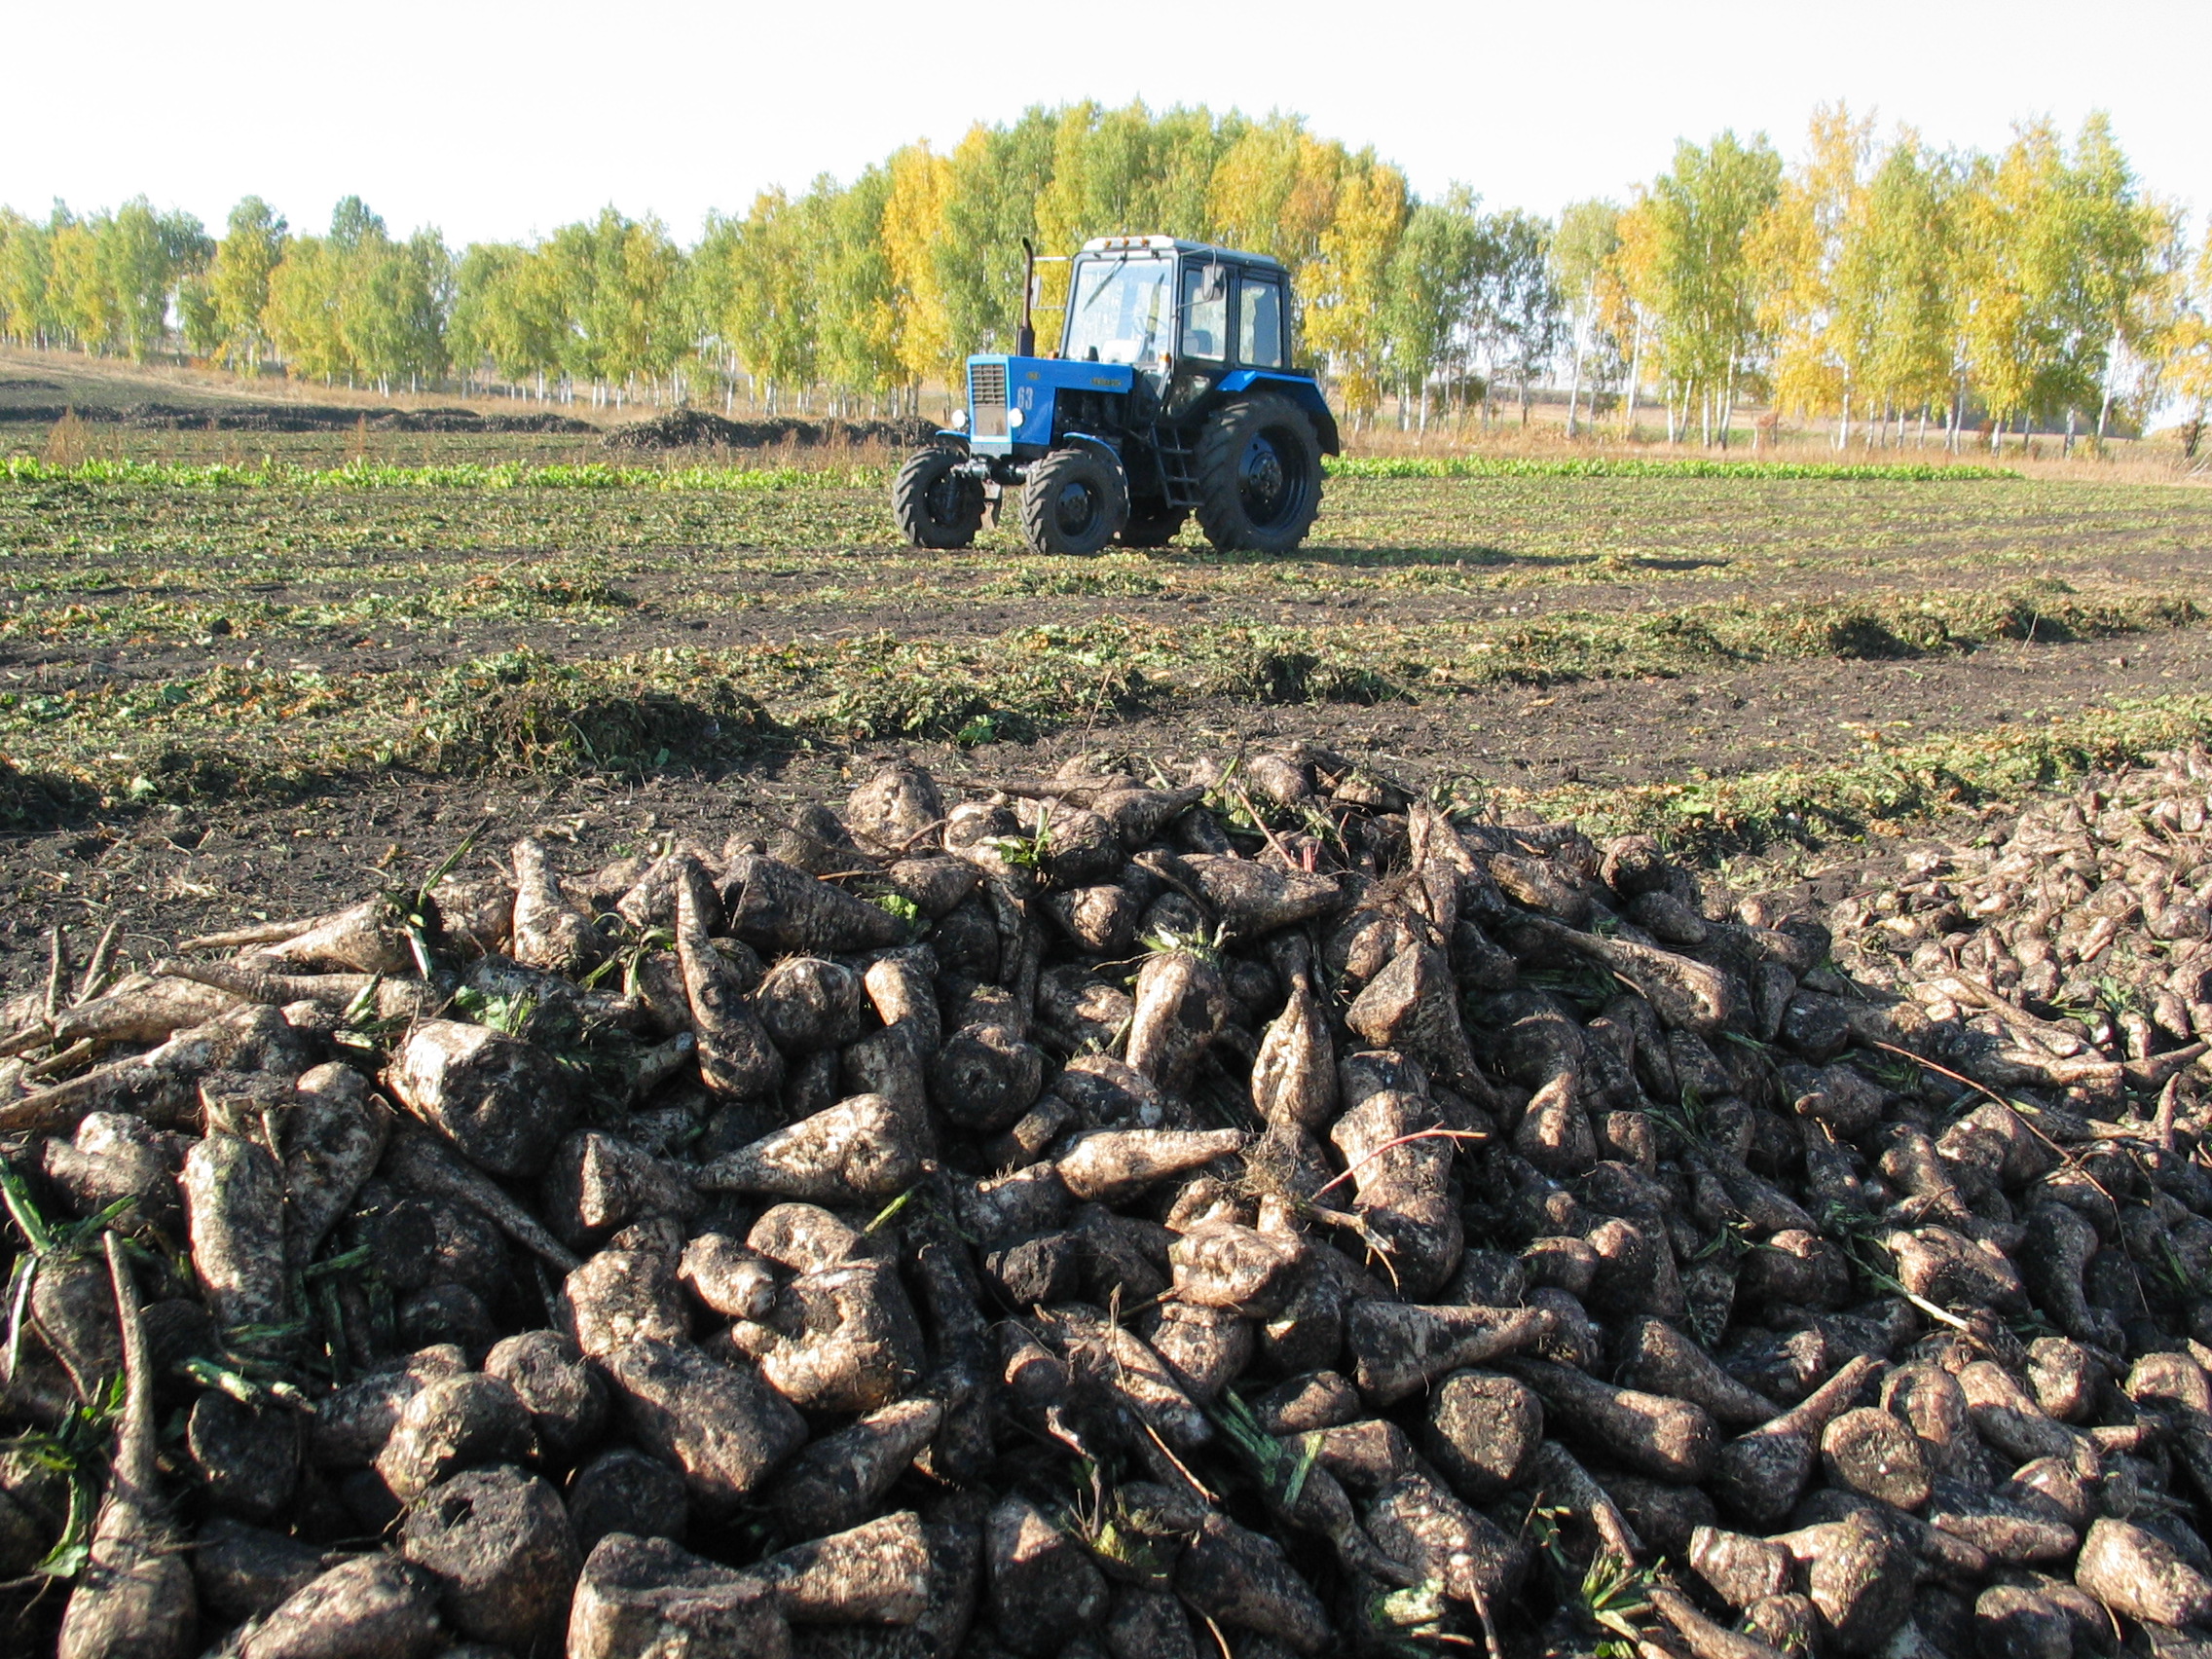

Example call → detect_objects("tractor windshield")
1062 256 1173 367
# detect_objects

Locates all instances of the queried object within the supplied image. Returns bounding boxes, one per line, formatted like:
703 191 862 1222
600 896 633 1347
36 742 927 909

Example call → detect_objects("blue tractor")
891 236 1340 557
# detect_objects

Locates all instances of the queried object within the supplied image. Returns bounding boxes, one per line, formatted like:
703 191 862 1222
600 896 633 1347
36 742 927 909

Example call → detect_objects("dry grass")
38 409 91 466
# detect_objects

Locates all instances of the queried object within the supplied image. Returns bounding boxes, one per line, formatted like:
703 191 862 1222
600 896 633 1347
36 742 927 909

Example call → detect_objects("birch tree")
50 212 119 353
100 199 198 361
1382 188 1485 426
882 142 957 395
1205 117 1346 278
1551 200 1621 435
2162 230 2212 461
208 198 288 373
265 235 349 381
1842 135 1958 443
1301 153 1409 421
0 210 55 346
695 190 820 409
937 113 1054 355
1609 198 1664 433
1642 131 1783 445
1750 105 1869 439
1482 209 1563 424
816 167 902 406
1956 126 2067 446
2063 114 2173 442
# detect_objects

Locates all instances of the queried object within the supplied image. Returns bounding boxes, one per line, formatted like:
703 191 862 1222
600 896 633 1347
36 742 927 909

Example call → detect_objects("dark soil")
0 400 599 433
603 409 938 451
7 522 2203 691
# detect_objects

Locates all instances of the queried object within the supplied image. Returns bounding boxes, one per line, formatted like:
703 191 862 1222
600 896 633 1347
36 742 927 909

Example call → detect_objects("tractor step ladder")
1151 425 1200 510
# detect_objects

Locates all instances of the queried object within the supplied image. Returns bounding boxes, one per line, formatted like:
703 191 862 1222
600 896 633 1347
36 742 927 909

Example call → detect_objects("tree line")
1 101 2206 445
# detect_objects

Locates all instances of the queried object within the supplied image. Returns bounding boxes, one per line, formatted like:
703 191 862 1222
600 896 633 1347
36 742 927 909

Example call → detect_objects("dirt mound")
0 400 597 434
603 407 938 451
412 670 776 775
6 743 2212 1655
0 755 96 828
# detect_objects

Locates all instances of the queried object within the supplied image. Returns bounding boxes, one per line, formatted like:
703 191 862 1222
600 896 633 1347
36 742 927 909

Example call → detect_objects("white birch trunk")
1623 319 1644 438
2096 326 2121 439
1566 324 1585 439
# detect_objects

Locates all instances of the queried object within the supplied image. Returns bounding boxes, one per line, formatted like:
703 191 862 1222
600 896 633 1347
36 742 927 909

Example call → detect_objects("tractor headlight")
1007 407 1024 428
949 408 969 430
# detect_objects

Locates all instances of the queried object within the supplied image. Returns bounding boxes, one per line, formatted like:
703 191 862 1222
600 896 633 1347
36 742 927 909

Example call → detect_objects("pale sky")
5 0 2204 246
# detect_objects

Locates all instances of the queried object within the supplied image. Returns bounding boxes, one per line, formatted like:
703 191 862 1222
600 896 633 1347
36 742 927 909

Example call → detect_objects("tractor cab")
1060 237 1290 378
893 235 1338 558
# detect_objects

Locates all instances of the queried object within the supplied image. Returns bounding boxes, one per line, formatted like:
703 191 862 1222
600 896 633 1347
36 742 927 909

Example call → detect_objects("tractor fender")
1215 371 1341 455
1054 431 1128 475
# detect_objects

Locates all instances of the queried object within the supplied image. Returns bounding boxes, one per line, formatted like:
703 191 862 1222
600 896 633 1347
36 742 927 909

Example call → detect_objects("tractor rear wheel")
892 444 985 549
1193 393 1323 555
1116 503 1187 548
1020 447 1127 557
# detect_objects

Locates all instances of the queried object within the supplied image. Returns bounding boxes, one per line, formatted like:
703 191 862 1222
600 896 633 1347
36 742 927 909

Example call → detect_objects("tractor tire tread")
1193 392 1323 555
1020 446 1129 557
893 444 984 550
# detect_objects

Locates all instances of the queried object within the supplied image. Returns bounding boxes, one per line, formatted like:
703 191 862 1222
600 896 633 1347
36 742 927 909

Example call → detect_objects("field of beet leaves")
0 437 2208 990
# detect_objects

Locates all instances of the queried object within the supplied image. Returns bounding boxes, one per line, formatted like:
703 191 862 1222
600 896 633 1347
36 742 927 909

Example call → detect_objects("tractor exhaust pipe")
1016 238 1037 357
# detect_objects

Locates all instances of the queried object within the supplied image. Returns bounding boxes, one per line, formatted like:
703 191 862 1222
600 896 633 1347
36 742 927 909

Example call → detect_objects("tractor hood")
962 354 1135 456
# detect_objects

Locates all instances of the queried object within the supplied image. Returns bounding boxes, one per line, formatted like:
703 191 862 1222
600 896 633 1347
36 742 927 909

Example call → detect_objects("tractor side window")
1238 277 1284 368
1181 263 1228 362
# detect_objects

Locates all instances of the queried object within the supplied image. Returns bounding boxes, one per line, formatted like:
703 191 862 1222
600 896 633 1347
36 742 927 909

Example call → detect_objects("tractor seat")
1185 328 1218 356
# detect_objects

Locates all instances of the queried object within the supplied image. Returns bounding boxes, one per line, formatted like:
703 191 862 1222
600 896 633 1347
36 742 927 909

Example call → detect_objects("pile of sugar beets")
4 744 2212 1659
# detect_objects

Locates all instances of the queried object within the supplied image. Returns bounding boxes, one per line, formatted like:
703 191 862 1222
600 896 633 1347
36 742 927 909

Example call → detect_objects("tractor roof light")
1080 235 1177 253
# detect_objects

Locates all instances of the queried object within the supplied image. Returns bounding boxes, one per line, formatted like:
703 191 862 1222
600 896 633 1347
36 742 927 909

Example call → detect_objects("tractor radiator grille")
969 362 1008 440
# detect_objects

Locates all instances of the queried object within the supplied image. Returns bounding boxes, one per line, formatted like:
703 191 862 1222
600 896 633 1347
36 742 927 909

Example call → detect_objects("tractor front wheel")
1193 393 1323 555
892 445 985 549
1020 447 1127 557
